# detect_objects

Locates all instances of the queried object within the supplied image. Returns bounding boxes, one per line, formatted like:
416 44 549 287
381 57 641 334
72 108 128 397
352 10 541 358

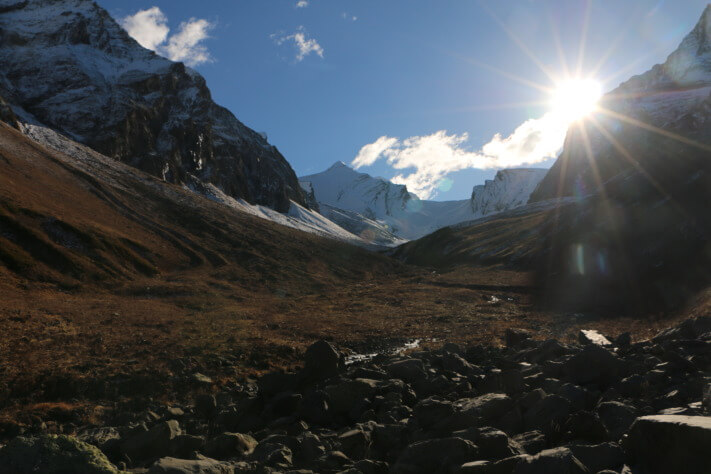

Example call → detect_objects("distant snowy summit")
301 163 546 241
0 0 306 212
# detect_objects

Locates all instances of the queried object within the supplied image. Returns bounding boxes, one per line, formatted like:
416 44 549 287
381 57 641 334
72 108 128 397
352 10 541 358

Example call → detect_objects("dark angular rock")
596 401 637 441
413 397 455 429
512 431 547 455
563 411 609 443
458 393 515 423
250 442 293 468
338 428 371 460
505 328 533 348
385 359 426 384
561 346 627 387
297 390 331 425
523 394 571 437
302 340 341 381
195 394 217 419
453 427 523 460
652 317 711 343
325 379 378 414
392 437 480 474
204 432 257 459
353 458 389 474
121 419 180 463
513 447 589 474
566 442 624 473
169 434 206 458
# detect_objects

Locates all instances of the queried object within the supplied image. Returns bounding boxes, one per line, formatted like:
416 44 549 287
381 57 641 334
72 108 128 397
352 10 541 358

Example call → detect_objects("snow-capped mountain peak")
618 5 711 92
301 163 546 240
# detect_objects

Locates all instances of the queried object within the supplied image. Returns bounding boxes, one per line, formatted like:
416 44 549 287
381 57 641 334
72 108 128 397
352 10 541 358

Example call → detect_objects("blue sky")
99 0 708 200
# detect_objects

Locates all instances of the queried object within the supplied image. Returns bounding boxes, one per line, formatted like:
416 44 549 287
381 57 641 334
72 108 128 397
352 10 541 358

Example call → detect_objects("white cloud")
352 136 399 168
120 7 214 66
272 26 324 62
120 6 169 51
351 113 569 199
296 0 309 8
341 12 357 21
163 18 213 66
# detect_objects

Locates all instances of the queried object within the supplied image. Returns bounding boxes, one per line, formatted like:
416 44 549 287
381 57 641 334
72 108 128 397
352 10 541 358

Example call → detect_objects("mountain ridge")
0 0 307 212
301 163 547 241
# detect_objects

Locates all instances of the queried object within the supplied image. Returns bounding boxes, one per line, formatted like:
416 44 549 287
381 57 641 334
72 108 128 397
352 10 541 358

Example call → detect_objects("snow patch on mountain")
471 169 548 215
301 162 546 240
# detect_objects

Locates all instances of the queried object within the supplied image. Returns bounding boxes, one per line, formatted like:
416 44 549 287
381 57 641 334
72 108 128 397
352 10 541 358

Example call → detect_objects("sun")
550 78 603 122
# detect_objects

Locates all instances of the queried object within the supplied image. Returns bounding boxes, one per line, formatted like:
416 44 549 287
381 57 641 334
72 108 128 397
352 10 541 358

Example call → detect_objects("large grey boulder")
625 415 711 474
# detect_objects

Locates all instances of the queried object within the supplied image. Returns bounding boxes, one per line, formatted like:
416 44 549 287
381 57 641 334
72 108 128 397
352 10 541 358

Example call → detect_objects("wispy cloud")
296 0 309 8
341 12 358 21
352 113 569 199
271 26 324 62
120 7 214 66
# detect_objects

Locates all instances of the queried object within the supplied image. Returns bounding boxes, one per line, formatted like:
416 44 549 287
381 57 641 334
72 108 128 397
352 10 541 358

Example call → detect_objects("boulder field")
1 317 710 473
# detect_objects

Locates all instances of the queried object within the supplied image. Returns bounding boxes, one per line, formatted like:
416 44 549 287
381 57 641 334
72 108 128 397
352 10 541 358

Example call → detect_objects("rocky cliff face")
0 0 306 212
470 169 548 215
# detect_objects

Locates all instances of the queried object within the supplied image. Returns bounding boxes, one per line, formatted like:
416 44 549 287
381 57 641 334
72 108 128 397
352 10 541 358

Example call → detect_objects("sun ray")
445 50 553 93
597 107 711 153
546 11 572 79
587 115 686 214
575 0 593 77
477 1 559 84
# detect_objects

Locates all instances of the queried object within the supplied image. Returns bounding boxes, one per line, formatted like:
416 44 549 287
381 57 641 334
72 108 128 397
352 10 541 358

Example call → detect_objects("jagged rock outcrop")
0 0 306 212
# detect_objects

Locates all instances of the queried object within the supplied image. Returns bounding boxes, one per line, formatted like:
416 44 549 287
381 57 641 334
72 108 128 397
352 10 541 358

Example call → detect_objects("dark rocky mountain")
0 0 306 212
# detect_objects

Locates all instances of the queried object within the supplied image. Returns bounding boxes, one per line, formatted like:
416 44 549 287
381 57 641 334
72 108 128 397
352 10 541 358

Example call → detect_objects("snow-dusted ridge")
19 122 377 247
301 163 547 241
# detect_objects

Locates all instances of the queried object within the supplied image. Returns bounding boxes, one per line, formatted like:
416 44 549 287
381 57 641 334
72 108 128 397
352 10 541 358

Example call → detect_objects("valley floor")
0 264 700 434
